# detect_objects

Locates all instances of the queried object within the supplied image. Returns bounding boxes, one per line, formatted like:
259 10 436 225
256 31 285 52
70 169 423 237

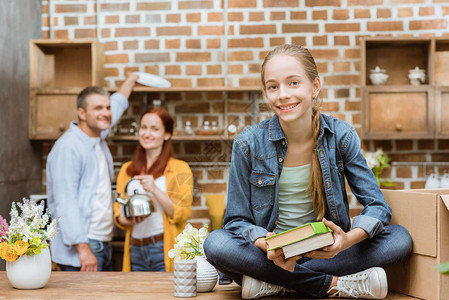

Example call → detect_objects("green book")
264 221 333 251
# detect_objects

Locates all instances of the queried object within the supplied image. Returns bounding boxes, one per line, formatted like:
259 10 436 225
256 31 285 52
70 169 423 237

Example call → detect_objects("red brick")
104 41 118 51
395 140 413 151
389 153 426 162
239 77 261 87
166 14 181 23
305 0 341 6
101 28 111 38
344 48 360 59
323 75 359 85
348 0 383 4
418 140 435 150
282 23 319 33
198 26 224 35
396 167 412 178
321 101 339 112
410 181 426 189
186 65 202 76
263 0 299 7
208 12 223 22
124 40 139 50
165 39 180 49
336 88 350 98
105 54 129 64
116 27 150 37
271 12 286 20
126 15 140 24
354 9 370 18
398 7 414 17
390 0 425 3
101 3 130 11
197 78 225 87
105 15 120 24
443 7 449 16
75 28 95 39
165 65 182 75
334 35 350 45
54 30 69 39
228 38 264 48
325 23 360 32
176 52 211 62
228 12 243 22
345 100 360 110
374 141 393 151
333 9 349 20
352 113 361 125
179 1 214 9
135 53 169 63
157 26 192 36
240 25 276 35
410 19 448 30
84 16 96 25
186 39 202 49
291 36 307 45
270 37 286 46
207 65 222 75
248 64 260 73
42 17 49 27
145 40 160 49
104 67 119 77
313 36 328 46
54 4 87 13
249 12 265 21
316 62 328 73
64 16 78 26
136 2 171 10
207 39 221 49
312 10 328 20
229 64 244 74
431 153 449 161
377 8 392 18
229 0 257 7
187 13 202 22
438 140 449 150
309 49 339 59
228 51 254 61
367 21 403 31
291 11 307 20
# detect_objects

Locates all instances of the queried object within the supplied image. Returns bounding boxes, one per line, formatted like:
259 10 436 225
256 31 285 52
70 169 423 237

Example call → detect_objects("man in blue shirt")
46 74 138 271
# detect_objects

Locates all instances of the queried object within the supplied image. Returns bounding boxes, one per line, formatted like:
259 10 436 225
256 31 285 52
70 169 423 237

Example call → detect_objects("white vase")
173 259 197 297
195 256 218 292
6 247 52 289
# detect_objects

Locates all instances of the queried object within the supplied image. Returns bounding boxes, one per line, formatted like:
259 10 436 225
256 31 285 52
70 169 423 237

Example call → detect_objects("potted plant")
0 198 58 289
363 149 394 187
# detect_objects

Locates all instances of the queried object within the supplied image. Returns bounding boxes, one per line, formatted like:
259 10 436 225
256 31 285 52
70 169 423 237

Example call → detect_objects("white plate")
134 72 171 88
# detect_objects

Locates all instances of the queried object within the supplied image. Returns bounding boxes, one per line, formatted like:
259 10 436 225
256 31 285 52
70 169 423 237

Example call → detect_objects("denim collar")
268 113 335 142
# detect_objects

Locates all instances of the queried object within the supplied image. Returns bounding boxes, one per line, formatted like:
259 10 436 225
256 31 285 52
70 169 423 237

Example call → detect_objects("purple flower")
0 215 9 242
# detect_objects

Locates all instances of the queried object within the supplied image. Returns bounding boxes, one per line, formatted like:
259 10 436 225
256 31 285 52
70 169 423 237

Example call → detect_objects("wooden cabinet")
361 37 449 139
29 39 104 139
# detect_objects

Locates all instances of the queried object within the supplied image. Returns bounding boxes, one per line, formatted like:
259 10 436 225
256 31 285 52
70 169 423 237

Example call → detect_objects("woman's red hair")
126 107 174 179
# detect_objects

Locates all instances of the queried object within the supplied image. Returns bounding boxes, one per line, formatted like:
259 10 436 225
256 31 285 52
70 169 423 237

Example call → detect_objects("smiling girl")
113 108 193 272
204 44 412 299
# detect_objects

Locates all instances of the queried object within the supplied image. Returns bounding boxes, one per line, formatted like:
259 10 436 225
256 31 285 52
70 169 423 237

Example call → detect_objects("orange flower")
2 243 17 262
14 240 29 256
0 241 6 259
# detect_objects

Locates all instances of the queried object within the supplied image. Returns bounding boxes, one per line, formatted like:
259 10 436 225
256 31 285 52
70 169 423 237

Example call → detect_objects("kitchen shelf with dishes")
27 39 263 141
360 37 449 140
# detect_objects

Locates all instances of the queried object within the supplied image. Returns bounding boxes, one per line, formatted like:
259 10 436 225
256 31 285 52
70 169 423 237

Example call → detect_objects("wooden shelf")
108 86 263 93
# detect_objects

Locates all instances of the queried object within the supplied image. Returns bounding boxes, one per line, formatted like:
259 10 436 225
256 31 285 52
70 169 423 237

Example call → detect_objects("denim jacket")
223 114 391 244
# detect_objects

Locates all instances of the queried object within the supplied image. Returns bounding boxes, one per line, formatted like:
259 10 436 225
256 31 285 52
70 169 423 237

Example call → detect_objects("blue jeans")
58 239 112 271
88 239 112 271
204 224 412 298
131 240 165 272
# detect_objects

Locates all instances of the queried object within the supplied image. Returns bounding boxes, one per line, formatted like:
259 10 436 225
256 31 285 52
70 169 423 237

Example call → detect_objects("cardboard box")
383 188 449 300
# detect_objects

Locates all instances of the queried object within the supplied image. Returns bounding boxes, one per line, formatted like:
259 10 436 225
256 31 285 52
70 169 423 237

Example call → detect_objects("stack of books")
264 221 334 259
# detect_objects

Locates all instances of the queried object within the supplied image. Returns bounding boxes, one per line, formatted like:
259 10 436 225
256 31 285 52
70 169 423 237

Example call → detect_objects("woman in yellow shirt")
113 107 193 272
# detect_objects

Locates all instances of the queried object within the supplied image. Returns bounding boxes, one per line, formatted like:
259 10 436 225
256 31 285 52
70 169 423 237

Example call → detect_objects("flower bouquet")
363 149 394 187
169 223 218 294
0 198 58 289
0 198 58 262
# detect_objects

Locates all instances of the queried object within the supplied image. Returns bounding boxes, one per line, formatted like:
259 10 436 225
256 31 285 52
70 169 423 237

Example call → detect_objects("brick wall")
41 0 449 228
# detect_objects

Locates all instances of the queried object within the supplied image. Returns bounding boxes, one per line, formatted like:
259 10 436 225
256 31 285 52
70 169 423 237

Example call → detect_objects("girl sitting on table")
114 107 193 272
203 44 412 299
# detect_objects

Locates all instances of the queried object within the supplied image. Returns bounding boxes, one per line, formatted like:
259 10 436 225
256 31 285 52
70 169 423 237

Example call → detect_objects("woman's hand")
254 232 301 272
304 218 368 259
117 215 149 226
135 175 157 194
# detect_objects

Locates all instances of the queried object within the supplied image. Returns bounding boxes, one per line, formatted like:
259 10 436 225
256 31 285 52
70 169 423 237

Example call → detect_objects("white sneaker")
328 267 388 299
241 275 285 299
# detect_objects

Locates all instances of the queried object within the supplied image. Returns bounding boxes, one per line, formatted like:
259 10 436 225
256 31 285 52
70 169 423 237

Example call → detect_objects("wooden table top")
0 271 417 299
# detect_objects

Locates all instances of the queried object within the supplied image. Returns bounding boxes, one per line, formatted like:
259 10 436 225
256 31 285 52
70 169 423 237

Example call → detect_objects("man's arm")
116 73 139 99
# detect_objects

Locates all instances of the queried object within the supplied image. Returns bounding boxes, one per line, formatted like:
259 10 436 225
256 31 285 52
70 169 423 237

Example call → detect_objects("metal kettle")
115 192 156 217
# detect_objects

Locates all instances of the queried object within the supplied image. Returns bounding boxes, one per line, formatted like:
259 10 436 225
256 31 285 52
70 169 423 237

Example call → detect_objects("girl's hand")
304 218 352 259
135 175 157 193
117 215 149 226
255 232 301 272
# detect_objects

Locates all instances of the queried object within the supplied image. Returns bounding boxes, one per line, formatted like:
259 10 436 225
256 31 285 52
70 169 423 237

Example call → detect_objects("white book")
282 231 334 259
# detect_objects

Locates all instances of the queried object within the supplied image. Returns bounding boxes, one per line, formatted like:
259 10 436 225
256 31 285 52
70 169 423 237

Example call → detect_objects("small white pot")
195 256 218 292
6 247 52 289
